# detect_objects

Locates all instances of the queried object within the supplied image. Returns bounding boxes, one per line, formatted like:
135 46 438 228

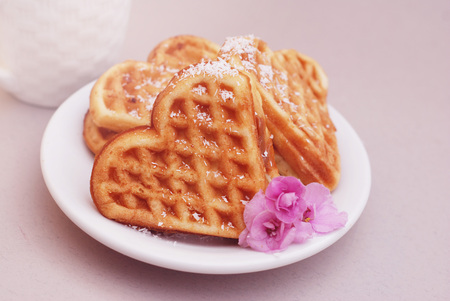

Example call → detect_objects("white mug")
0 0 131 107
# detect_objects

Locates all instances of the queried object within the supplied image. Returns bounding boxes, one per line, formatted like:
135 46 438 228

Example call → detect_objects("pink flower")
303 183 348 233
239 211 297 253
239 177 348 253
265 176 307 223
238 190 292 252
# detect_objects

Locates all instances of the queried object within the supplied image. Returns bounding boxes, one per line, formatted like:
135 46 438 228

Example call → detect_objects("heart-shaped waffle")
147 34 220 69
90 60 277 238
88 35 221 134
89 60 171 133
83 111 118 155
218 35 340 190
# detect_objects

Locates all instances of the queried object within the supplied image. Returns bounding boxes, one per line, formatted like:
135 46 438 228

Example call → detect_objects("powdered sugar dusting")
220 35 258 63
221 36 296 111
219 35 260 73
122 73 160 113
219 89 234 101
129 109 140 119
196 111 213 123
156 64 180 75
179 59 238 80
220 35 279 93
258 64 274 88
192 84 207 95
146 95 157 110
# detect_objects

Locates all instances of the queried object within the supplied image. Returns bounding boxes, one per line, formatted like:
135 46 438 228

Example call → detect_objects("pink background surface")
1 1 449 299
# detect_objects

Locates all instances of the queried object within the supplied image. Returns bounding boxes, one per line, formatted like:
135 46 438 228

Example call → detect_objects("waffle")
89 60 174 132
86 35 221 152
218 35 340 190
83 111 118 154
90 60 276 238
147 34 220 69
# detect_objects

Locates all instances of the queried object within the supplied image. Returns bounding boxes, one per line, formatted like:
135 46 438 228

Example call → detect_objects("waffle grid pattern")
92 70 266 238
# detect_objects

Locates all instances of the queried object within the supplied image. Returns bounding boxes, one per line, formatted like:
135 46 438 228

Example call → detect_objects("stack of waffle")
88 35 340 239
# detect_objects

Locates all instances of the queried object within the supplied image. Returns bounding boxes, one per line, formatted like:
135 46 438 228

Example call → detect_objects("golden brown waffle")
83 111 118 155
218 35 340 190
91 60 274 238
89 60 174 132
147 35 220 69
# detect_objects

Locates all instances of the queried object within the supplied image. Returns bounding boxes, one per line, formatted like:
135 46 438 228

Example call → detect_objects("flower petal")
311 210 348 233
304 182 332 207
242 190 266 228
248 211 274 240
292 220 314 243
238 228 250 248
266 224 297 252
305 183 348 233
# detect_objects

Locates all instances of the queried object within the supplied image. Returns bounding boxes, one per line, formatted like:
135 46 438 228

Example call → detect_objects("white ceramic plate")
41 81 371 274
